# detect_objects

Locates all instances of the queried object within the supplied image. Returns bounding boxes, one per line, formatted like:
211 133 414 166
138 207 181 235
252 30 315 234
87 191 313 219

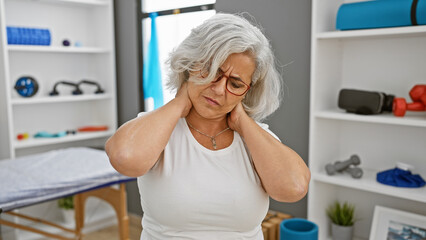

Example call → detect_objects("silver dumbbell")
325 155 361 176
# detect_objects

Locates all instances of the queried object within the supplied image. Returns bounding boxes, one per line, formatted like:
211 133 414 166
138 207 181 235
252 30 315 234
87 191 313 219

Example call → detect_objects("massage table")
0 147 136 240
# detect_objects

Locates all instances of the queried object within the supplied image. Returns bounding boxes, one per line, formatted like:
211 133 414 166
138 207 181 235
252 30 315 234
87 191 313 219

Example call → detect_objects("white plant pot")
331 223 353 240
61 209 75 227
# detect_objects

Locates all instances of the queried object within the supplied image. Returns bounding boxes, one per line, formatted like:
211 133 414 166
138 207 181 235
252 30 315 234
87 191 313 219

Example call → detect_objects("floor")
84 214 142 240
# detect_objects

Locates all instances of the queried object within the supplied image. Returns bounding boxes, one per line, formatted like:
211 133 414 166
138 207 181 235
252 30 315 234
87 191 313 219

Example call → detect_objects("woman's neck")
185 111 229 136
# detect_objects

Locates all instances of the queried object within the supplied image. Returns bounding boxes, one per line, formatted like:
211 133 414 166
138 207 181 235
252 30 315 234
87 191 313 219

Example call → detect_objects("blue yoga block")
336 0 426 30
40 29 51 45
7 27 20 45
6 26 51 45
280 218 318 240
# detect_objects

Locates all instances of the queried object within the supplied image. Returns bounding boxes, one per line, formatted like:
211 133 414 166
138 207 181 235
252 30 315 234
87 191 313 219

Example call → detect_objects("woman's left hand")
227 102 248 133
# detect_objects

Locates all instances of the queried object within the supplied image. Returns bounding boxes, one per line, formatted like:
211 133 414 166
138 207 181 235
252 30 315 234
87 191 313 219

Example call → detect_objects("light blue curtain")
143 12 163 111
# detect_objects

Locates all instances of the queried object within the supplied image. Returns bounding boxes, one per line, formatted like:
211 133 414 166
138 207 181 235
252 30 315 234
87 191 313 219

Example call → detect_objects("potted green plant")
326 201 355 240
58 195 75 226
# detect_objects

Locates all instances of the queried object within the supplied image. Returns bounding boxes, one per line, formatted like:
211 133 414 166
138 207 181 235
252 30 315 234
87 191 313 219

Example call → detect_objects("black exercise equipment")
338 89 394 115
77 80 104 94
49 81 82 96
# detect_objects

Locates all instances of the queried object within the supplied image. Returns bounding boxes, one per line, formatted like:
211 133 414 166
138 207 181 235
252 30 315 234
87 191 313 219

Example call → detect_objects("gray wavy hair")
167 13 282 121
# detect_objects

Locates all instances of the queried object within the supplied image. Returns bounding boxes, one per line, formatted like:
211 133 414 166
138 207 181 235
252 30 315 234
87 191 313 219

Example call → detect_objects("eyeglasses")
201 69 251 96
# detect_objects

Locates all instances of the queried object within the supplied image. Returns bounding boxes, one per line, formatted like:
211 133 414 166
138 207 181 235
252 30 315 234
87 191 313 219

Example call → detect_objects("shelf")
312 168 426 204
11 94 112 105
14 130 114 149
11 0 108 7
314 110 426 128
8 45 110 54
315 25 426 40
310 2 426 239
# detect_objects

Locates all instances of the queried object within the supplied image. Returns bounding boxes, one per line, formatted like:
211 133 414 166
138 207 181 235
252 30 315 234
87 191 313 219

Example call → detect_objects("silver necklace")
186 121 230 150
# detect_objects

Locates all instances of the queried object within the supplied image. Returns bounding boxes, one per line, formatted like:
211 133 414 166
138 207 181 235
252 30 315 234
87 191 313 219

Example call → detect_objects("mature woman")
106 13 310 240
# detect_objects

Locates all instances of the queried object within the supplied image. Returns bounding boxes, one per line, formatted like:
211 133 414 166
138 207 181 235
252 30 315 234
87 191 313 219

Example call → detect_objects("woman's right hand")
174 81 192 118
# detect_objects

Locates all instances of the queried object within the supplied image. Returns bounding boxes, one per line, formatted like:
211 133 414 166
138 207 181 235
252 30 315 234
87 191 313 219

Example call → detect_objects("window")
141 0 216 111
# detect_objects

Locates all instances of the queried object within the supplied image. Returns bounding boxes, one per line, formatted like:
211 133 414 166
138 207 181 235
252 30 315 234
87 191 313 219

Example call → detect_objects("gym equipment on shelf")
393 98 425 117
336 0 426 30
34 131 68 138
7 26 51 46
77 125 108 132
325 155 363 179
338 89 394 115
49 81 82 96
377 162 425 188
409 84 426 105
339 87 426 117
62 39 70 46
325 155 360 175
66 130 77 135
16 133 29 141
393 84 426 117
344 167 363 179
77 80 104 94
14 76 39 97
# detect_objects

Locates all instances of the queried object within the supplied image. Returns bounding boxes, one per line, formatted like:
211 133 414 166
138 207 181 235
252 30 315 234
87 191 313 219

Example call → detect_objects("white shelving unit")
308 1 426 239
0 0 117 159
0 0 118 239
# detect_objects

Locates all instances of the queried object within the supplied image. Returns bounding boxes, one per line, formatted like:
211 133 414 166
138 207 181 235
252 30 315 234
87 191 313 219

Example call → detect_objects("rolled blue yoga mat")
280 218 318 240
336 0 426 30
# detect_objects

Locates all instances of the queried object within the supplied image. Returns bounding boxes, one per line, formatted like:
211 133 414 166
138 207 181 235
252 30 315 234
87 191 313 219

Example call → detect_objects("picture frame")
369 205 426 240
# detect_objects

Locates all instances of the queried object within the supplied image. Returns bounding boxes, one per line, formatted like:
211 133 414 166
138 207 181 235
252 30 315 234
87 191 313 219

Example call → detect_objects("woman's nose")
211 76 227 95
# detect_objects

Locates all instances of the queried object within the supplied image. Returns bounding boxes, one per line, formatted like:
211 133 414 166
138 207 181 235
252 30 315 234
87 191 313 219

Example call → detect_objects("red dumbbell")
409 84 426 105
393 98 426 117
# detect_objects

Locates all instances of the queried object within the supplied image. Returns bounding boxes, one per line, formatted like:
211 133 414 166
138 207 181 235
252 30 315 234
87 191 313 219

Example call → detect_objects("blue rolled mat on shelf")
6 26 51 46
336 0 426 30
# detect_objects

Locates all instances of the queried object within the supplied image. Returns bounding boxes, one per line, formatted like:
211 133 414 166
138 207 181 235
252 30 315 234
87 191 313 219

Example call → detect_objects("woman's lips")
204 96 220 106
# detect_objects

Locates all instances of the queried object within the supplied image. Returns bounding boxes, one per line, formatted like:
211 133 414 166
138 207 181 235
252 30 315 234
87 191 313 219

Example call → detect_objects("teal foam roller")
336 0 426 30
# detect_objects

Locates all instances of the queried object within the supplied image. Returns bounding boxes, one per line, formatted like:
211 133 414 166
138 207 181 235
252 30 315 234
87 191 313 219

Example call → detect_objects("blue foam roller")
336 0 426 30
417 0 426 23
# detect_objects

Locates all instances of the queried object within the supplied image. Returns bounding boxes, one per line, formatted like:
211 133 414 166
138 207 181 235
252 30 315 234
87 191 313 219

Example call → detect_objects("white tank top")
137 116 277 240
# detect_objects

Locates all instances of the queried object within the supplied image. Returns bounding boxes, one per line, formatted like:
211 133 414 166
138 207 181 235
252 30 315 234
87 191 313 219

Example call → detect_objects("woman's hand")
228 102 311 203
227 102 249 133
175 81 193 118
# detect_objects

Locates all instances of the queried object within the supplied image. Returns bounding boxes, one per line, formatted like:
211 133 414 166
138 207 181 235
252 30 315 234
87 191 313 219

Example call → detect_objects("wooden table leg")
73 183 130 240
0 183 130 240
74 194 86 240
117 184 130 240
